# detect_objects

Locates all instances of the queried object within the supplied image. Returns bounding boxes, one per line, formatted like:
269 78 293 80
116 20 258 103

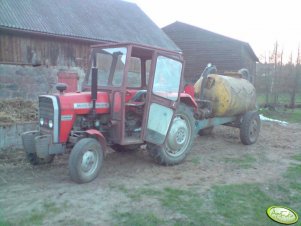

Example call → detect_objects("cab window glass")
152 56 182 101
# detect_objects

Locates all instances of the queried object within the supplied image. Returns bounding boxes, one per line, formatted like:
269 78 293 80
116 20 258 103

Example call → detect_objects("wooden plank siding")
0 32 97 70
163 22 258 83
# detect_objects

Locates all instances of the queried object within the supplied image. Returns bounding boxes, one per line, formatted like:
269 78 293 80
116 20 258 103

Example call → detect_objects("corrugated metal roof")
0 0 180 51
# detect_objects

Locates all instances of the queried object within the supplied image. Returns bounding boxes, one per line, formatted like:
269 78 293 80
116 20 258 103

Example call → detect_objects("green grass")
257 93 301 106
112 153 301 226
2 157 300 226
257 92 301 123
292 154 301 161
57 219 94 226
1 201 63 226
113 187 220 226
212 184 277 226
113 184 278 225
158 187 217 225
259 108 301 123
189 156 203 165
285 164 301 200
224 154 257 169
113 212 165 226
113 182 300 226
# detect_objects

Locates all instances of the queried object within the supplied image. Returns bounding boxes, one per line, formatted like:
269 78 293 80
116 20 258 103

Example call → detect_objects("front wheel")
240 111 261 145
68 138 103 183
147 104 195 165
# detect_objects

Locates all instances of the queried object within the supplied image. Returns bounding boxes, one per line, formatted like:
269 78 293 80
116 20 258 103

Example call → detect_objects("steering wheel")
130 90 147 103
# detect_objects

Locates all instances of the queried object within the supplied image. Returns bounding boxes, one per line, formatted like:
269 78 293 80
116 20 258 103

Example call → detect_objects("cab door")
143 54 183 144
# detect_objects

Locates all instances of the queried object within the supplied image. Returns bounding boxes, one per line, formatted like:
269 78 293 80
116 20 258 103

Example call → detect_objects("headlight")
40 118 44 126
94 120 100 127
48 119 53 128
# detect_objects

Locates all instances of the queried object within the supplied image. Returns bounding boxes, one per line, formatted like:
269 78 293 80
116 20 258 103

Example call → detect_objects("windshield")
89 47 127 87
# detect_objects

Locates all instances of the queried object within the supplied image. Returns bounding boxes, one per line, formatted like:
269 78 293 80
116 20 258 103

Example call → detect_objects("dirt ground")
0 121 301 225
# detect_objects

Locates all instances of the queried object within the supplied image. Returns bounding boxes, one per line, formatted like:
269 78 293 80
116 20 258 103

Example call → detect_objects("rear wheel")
147 104 195 165
27 153 54 165
68 138 103 183
240 111 261 145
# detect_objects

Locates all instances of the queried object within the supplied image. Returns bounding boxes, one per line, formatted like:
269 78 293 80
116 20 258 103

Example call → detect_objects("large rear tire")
147 104 195 165
240 111 260 145
68 138 103 183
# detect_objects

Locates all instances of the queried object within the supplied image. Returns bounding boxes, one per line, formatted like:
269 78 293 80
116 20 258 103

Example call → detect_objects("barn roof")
163 21 258 62
0 0 180 51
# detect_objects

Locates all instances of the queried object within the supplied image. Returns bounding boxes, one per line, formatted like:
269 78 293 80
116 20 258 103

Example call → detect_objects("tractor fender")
84 129 107 152
180 93 198 111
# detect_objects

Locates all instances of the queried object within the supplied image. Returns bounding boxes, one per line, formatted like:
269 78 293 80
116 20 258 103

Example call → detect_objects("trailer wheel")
69 138 103 183
111 144 141 152
198 126 214 136
147 104 195 165
240 111 261 145
27 153 54 165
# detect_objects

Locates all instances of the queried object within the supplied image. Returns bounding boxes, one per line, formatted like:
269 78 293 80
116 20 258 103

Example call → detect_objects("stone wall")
0 122 37 151
0 64 86 100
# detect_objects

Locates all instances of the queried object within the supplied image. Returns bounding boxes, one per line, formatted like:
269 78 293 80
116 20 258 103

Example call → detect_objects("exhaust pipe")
91 67 98 117
198 64 217 100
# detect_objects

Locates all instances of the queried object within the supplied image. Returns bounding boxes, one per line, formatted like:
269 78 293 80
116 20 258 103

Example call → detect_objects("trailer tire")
69 138 103 183
198 126 214 136
240 111 260 145
147 103 195 165
27 153 54 165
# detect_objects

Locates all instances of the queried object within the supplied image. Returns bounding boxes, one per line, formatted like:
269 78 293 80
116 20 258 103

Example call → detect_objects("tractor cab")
83 43 185 147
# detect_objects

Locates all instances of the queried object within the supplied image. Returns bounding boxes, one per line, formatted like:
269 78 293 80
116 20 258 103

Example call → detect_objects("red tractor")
22 43 260 183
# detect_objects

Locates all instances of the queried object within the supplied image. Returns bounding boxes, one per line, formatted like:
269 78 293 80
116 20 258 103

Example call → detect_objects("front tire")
68 138 103 183
240 111 261 145
147 104 195 165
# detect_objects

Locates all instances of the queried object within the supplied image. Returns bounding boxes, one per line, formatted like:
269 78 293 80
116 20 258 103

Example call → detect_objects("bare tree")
290 45 301 108
269 41 280 107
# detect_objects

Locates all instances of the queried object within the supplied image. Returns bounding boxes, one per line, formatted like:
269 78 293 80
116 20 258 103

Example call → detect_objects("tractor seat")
125 90 147 115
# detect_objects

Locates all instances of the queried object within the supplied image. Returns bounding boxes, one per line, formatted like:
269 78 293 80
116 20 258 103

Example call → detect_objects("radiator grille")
39 96 54 130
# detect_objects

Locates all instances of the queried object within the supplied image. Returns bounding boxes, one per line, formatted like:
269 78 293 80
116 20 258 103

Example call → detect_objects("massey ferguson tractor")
22 43 260 183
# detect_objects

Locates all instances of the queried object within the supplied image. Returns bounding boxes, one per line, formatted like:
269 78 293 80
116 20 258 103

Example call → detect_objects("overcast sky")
127 0 301 62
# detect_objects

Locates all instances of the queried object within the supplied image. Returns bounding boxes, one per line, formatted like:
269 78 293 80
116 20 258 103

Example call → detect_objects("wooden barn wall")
0 32 102 100
240 46 256 76
0 32 94 70
163 26 255 83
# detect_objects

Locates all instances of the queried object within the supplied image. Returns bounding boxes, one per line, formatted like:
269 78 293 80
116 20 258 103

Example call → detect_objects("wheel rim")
249 118 259 143
80 149 99 175
165 114 192 157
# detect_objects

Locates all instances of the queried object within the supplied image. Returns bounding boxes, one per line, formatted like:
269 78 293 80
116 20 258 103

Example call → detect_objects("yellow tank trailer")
194 73 256 117
193 64 260 146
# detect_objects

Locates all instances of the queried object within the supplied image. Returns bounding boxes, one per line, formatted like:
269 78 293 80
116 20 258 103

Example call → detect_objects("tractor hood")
57 91 110 115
